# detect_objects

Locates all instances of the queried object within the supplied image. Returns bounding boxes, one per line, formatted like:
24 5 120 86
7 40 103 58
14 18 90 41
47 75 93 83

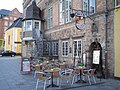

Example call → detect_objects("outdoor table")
74 66 86 83
44 68 60 88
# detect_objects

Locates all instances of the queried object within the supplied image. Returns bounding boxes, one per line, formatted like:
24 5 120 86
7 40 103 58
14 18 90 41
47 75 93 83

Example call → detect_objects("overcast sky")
0 0 23 13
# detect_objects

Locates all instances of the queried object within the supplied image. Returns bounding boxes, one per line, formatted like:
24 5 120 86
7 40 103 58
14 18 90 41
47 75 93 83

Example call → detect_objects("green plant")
77 63 84 66
38 57 43 64
50 65 55 69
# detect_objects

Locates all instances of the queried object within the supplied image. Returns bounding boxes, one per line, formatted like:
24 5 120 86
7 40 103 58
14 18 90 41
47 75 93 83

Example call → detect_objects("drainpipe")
105 0 108 79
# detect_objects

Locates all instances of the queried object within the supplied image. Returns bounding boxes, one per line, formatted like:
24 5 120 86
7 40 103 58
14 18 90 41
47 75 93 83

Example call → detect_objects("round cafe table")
74 66 86 83
44 68 60 88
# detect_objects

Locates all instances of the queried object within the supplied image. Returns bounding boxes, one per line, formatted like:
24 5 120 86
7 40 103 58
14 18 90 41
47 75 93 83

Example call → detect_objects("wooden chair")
82 69 96 85
36 72 51 90
59 69 73 87
71 69 80 85
53 68 61 85
60 64 65 70
34 64 41 78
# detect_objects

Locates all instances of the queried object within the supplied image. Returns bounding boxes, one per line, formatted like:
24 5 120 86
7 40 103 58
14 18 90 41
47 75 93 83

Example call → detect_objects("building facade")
0 8 22 50
23 0 115 77
114 0 120 78
4 18 22 54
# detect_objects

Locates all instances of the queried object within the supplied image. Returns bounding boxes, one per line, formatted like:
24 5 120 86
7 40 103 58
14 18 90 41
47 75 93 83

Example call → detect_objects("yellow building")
5 18 22 54
114 1 120 78
0 39 4 50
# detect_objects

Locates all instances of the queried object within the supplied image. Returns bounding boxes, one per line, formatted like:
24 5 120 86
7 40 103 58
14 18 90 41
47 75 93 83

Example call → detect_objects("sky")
0 0 23 13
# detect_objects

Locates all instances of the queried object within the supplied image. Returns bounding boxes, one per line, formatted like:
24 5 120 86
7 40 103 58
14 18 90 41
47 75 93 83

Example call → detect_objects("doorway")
89 40 105 78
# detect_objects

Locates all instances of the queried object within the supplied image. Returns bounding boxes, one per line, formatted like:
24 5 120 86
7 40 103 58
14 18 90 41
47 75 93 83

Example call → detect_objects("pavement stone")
0 56 120 90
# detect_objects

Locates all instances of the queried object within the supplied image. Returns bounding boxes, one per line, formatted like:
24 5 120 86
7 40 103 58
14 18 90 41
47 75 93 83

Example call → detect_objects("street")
0 56 120 90
0 56 36 90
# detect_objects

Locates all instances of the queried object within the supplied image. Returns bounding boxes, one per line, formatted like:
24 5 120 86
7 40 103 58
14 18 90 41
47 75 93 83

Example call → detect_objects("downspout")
105 0 108 79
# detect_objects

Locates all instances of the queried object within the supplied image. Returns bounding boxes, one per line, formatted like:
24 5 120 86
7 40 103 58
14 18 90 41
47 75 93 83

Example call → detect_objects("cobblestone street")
0 56 120 90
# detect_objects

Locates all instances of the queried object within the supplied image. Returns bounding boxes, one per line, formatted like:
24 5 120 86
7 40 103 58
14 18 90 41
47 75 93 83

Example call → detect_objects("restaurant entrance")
89 39 105 78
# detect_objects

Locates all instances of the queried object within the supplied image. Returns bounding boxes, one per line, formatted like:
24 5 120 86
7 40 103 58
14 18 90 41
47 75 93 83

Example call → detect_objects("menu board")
21 58 31 73
93 50 100 64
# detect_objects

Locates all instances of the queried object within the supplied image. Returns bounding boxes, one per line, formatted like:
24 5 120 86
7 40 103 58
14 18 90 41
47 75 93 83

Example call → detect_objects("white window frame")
10 17 13 20
89 0 95 14
52 42 58 56
23 21 26 32
62 41 68 57
14 17 17 21
9 22 12 26
115 0 120 6
4 27 8 31
26 20 32 31
59 0 71 25
4 21 8 26
47 7 53 29
34 20 41 30
73 39 82 58
83 0 96 15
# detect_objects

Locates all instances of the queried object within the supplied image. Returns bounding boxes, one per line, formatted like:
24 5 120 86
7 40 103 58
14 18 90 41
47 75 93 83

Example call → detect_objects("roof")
23 0 42 21
7 18 22 30
0 9 10 15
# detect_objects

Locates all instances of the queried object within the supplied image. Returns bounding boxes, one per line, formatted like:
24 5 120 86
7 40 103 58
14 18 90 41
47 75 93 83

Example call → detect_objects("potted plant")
50 65 55 70
77 63 84 67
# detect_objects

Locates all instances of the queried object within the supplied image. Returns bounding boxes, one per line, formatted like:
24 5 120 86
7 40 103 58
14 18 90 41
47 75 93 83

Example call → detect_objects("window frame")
8 35 10 45
59 0 72 25
73 39 82 58
62 41 68 57
34 20 41 30
115 0 120 6
52 42 59 56
4 21 8 26
47 7 53 29
83 0 96 16
26 20 32 31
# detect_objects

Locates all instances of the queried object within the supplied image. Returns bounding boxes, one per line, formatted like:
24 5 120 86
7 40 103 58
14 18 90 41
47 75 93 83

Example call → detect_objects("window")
26 20 32 31
73 40 82 58
43 42 51 56
115 0 120 6
10 17 13 20
14 17 17 21
62 41 68 56
34 21 40 30
4 27 8 31
90 0 95 14
4 21 8 26
4 17 9 20
47 7 53 29
9 22 12 26
52 42 58 56
8 35 10 45
59 0 71 25
83 0 96 15
23 21 25 32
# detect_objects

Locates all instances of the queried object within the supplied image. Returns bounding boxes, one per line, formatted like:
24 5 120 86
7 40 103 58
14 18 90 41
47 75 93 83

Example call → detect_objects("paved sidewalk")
0 56 120 90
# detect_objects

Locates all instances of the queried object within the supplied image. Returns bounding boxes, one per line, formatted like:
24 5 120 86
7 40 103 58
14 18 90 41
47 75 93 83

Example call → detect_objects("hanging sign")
93 50 100 64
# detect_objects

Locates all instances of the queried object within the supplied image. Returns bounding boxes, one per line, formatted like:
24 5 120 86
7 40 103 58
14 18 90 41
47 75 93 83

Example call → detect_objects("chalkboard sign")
21 57 31 74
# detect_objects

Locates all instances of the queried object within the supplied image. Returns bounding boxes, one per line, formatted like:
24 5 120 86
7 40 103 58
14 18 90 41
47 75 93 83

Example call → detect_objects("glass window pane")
83 0 88 16
35 22 39 29
26 21 32 31
62 41 68 56
90 0 95 14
